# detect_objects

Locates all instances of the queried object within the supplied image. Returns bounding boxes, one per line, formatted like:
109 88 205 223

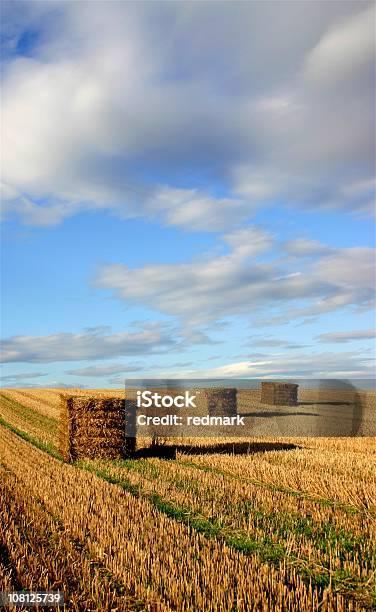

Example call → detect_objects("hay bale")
261 382 298 406
356 391 376 436
59 395 136 462
195 388 237 416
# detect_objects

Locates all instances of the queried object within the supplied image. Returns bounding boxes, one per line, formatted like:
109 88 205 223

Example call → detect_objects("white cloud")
144 186 249 232
172 351 374 379
65 363 142 377
248 337 307 349
304 6 374 90
233 5 375 216
311 248 374 299
316 329 376 343
0 323 181 364
222 227 275 259
1 371 48 382
96 228 375 326
282 239 332 257
1 2 374 227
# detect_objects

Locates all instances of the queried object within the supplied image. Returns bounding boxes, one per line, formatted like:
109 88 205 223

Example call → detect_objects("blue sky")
1 1 375 387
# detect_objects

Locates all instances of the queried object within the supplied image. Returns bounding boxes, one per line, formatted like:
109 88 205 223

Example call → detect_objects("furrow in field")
178 447 376 510
0 393 58 445
1 389 62 419
243 446 376 481
0 425 361 612
0 465 146 611
80 456 375 606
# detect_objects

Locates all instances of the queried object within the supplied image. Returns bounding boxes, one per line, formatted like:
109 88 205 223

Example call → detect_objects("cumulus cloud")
304 6 374 89
96 228 375 326
1 1 374 227
174 351 374 379
316 329 376 343
232 4 375 215
281 239 332 257
0 323 181 364
145 186 249 232
222 227 275 259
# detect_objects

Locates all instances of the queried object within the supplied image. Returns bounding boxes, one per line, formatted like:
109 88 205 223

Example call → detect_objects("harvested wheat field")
0 388 375 611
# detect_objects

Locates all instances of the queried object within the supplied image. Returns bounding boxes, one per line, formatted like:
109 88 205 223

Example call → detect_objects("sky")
0 0 375 387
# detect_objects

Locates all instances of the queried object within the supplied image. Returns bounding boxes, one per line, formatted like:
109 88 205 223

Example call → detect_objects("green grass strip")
77 460 375 605
0 417 62 460
175 458 370 517
77 460 292 566
109 456 367 517
89 458 375 569
108 455 373 518
1 419 373 604
0 393 58 433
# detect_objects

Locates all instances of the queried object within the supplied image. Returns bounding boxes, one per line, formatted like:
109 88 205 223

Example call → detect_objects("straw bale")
261 382 298 406
59 395 136 462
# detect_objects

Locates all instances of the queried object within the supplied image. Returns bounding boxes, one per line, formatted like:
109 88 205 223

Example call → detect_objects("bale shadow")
135 441 298 459
178 441 299 455
135 445 177 460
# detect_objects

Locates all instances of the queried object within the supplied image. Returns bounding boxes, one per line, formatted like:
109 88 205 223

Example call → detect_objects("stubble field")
0 388 375 611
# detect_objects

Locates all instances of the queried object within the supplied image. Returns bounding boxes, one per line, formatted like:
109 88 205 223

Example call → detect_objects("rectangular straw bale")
261 382 298 406
59 394 136 462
